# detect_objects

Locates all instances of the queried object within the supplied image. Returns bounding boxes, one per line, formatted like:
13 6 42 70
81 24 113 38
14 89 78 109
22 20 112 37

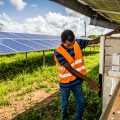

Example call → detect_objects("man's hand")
87 79 100 91
112 27 120 34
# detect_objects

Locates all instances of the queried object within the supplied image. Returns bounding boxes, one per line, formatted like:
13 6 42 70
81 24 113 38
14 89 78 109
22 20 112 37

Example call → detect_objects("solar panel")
15 39 51 50
0 39 35 52
83 0 120 24
0 34 6 39
0 32 89 55
12 33 35 39
0 32 61 55
0 43 16 54
0 32 21 39
32 40 59 49
23 33 48 39
23 33 44 39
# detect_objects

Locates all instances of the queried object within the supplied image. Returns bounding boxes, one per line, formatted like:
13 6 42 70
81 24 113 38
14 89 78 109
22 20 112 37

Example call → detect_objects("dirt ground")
0 88 59 120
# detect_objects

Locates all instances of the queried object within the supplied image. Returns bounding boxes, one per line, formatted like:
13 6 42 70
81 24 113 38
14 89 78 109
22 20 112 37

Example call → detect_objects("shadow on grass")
0 52 55 81
12 64 102 120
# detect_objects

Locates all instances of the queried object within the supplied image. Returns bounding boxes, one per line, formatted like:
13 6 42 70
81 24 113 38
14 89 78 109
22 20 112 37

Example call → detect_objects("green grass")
16 87 33 97
0 99 11 106
0 46 101 120
0 51 58 97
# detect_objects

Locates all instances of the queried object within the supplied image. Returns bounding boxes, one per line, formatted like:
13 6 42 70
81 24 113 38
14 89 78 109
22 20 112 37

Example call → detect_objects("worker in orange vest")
54 28 120 120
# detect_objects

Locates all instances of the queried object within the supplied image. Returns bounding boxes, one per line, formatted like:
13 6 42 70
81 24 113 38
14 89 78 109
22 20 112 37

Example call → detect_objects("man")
54 28 120 120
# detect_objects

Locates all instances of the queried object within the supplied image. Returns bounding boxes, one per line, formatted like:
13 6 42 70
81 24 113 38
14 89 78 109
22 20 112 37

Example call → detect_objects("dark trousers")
60 83 85 120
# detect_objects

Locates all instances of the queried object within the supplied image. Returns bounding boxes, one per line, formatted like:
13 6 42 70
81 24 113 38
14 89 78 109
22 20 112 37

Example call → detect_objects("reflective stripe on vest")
58 59 83 70
54 41 86 83
58 66 85 78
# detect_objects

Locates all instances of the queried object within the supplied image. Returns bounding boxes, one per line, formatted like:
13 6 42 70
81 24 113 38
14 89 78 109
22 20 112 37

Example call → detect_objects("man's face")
62 40 75 50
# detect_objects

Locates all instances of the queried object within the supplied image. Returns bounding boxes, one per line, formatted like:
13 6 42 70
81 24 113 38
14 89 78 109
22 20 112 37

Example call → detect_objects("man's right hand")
87 79 100 91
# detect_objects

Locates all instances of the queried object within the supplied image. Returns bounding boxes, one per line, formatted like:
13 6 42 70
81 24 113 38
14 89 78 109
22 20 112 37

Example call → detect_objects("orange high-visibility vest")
54 41 86 83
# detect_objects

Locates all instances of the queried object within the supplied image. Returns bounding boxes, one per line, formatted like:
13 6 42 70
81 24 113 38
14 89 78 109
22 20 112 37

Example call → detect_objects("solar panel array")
0 32 91 55
83 0 120 23
0 32 61 55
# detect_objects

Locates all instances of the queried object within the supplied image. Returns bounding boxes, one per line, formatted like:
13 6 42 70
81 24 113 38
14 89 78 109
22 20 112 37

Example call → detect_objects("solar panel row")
0 32 61 55
0 32 60 39
0 32 90 55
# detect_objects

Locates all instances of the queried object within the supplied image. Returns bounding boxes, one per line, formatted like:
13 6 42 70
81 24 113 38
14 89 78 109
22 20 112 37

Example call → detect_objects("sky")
0 0 113 37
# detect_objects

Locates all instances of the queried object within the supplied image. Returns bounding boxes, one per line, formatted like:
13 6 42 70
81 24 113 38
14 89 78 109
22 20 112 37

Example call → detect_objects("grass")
16 87 33 97
0 51 58 97
0 99 11 106
0 46 102 120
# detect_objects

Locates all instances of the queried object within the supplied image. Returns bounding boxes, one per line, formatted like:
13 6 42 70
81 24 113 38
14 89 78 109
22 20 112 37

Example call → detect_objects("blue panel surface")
0 39 35 52
24 34 45 39
44 40 60 44
15 39 50 50
0 32 62 55
0 35 6 39
0 43 16 54
0 32 20 38
12 33 34 39
24 34 60 40
32 40 59 49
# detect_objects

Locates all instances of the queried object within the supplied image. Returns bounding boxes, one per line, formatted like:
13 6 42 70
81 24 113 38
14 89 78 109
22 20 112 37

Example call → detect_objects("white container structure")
99 36 120 120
